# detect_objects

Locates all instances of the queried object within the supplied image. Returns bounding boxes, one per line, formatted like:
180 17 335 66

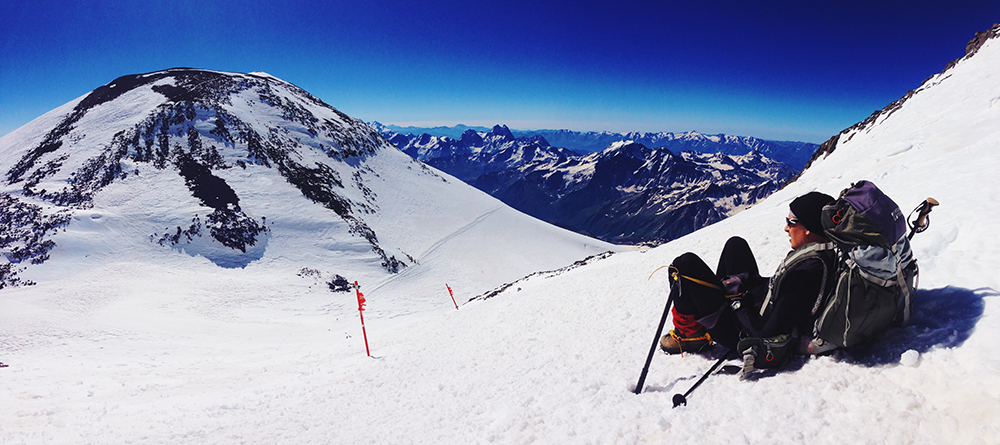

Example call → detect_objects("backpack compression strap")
648 265 741 298
675 272 742 299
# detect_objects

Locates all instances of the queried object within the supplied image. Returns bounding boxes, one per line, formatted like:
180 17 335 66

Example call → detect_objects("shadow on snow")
839 286 991 366
646 286 990 391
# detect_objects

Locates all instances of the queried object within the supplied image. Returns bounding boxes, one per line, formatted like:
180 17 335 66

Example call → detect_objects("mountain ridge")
0 68 614 291
379 124 795 244
794 23 1000 182
371 122 818 169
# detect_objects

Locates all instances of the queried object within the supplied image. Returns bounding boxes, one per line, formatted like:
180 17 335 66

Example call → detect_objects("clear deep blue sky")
2 1 999 143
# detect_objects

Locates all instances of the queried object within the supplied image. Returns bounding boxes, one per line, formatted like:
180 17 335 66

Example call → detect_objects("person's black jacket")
733 255 831 339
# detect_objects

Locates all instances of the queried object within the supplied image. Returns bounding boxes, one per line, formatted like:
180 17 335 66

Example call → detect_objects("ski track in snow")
366 205 505 295
413 205 505 261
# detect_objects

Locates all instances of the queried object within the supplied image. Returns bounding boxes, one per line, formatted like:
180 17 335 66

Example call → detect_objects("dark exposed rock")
0 194 72 288
2 68 410 285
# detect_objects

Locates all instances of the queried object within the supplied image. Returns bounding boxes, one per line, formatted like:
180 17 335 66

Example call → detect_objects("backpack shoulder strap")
759 242 837 317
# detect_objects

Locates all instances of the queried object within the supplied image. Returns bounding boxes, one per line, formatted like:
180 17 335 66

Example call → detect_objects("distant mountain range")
375 123 818 170
377 124 494 141
375 123 797 244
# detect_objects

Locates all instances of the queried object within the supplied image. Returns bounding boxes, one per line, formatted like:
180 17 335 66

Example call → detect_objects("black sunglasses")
785 216 800 226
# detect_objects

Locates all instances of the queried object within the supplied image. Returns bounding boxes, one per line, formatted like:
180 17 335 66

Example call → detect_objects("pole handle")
914 197 938 228
908 197 939 240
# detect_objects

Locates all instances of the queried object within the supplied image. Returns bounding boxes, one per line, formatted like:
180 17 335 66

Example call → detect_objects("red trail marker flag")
446 283 458 310
353 281 370 356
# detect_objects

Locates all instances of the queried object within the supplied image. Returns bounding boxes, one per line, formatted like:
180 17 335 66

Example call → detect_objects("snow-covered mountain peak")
246 71 280 80
0 68 613 293
459 128 484 146
602 140 654 159
484 124 515 142
1 68 389 277
606 139 638 150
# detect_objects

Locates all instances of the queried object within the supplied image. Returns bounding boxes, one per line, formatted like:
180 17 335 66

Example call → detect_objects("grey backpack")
813 181 918 349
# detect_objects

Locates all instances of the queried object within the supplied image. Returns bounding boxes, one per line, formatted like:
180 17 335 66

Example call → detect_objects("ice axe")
907 197 939 240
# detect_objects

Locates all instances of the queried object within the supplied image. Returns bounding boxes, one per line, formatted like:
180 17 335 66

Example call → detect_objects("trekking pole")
672 348 733 408
907 197 939 240
634 265 679 394
634 290 675 394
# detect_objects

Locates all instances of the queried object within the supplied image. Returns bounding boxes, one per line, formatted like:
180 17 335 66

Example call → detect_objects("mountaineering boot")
802 337 838 355
660 329 713 355
739 345 756 381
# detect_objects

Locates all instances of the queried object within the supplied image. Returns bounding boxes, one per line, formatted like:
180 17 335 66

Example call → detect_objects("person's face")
785 213 809 249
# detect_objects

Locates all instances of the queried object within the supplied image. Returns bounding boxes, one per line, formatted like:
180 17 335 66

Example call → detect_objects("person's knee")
672 252 702 270
724 236 749 251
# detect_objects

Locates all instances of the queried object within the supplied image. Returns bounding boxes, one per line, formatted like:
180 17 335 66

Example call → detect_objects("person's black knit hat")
789 191 835 234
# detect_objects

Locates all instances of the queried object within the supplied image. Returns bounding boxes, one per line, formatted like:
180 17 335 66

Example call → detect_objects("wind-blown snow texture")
3 24 1000 443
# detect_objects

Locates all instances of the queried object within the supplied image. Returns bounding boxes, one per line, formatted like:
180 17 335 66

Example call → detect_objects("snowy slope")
0 68 615 304
3 26 1000 444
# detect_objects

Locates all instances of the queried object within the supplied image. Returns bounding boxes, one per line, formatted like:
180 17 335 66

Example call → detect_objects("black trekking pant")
669 236 763 350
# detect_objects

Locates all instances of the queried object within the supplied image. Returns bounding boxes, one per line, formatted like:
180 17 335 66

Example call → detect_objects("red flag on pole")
446 283 458 310
353 281 371 356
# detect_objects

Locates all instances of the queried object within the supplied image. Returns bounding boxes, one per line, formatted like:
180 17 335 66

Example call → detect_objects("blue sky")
2 1 998 143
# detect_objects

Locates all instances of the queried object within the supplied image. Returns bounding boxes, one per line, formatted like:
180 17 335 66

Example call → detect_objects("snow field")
3 34 1000 444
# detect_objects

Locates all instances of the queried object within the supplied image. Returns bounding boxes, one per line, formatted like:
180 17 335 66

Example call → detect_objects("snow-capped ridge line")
468 250 616 302
0 68 616 293
372 122 819 169
794 23 1000 182
379 125 796 244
